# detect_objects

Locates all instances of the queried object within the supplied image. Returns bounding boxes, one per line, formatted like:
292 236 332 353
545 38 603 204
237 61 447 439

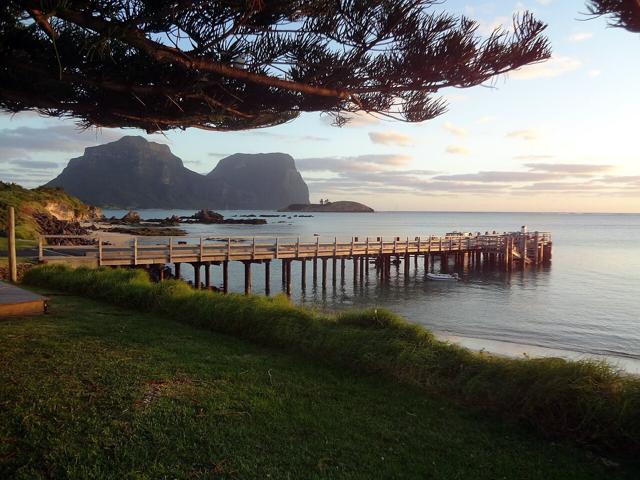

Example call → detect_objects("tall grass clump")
24 264 640 455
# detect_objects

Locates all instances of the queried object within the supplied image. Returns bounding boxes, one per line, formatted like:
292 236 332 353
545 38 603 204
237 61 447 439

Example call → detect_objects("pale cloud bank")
506 129 540 141
569 32 593 42
442 122 468 137
511 56 581 80
369 131 413 146
446 145 469 155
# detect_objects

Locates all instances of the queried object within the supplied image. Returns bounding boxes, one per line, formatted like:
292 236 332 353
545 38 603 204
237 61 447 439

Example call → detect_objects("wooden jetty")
38 228 552 295
0 281 48 318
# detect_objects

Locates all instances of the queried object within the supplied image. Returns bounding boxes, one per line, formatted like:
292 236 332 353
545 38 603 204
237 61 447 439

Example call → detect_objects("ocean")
103 209 640 371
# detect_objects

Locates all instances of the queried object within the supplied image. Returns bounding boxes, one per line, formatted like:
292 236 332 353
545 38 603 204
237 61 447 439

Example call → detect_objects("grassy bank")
1 294 637 478
23 265 640 456
0 182 95 239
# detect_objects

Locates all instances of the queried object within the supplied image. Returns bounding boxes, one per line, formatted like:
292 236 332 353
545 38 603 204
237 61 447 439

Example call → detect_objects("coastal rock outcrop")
279 201 374 213
46 136 310 210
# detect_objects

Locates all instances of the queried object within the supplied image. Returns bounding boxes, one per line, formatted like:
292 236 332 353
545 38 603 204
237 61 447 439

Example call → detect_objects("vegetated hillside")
46 136 310 209
280 200 374 212
0 182 99 239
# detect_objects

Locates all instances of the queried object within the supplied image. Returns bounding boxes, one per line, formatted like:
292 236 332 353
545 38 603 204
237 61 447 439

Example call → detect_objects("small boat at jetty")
426 273 459 281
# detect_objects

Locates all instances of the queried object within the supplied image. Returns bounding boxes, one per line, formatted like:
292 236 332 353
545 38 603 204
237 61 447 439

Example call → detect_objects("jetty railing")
38 231 552 294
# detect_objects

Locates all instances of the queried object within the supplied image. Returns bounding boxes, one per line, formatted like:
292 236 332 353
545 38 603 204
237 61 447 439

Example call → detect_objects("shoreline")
438 332 640 375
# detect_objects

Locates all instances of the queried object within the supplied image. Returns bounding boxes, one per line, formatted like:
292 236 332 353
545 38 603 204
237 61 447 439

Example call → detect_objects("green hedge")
24 264 640 455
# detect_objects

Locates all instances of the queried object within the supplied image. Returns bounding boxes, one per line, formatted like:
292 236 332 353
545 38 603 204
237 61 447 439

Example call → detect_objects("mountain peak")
46 140 309 209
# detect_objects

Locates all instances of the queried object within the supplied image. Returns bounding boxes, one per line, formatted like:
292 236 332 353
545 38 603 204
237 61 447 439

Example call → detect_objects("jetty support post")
359 256 364 284
281 259 287 287
341 258 345 284
286 260 292 295
353 256 359 283
243 261 252 295
7 207 17 282
204 262 211 288
332 257 337 286
222 261 229 293
313 257 318 285
174 262 181 280
321 257 327 289
192 263 201 289
265 260 271 295
300 259 306 290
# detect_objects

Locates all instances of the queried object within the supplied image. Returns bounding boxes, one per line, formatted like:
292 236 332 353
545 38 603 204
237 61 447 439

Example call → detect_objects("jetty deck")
39 229 552 295
0 281 48 318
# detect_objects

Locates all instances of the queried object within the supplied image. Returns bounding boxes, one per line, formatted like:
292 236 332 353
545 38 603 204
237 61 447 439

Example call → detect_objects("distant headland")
279 200 374 213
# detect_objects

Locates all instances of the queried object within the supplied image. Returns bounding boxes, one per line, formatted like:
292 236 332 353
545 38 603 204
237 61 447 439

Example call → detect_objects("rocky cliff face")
46 136 310 209
207 153 309 209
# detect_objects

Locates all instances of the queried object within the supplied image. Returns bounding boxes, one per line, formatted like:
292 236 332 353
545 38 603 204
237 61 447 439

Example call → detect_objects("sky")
1 0 639 213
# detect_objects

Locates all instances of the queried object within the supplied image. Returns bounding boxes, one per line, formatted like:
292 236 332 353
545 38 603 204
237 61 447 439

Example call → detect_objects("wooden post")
265 260 271 295
205 262 211 288
7 207 17 282
341 258 345 284
193 263 201 289
282 259 287 286
175 262 181 279
300 259 306 290
322 257 327 289
244 261 252 295
97 236 102 266
286 260 292 295
222 261 229 293
359 256 364 283
353 256 359 283
534 232 540 265
332 257 337 286
404 253 410 277
313 257 318 284
133 237 138 265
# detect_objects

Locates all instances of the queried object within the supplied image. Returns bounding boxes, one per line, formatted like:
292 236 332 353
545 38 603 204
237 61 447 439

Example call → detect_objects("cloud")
6 159 60 169
433 171 559 183
588 69 601 78
445 145 469 155
478 116 496 124
368 131 413 146
442 122 468 137
525 163 615 174
513 154 554 161
0 125 123 153
251 131 329 142
510 56 581 80
506 129 540 141
569 32 593 42
298 154 412 173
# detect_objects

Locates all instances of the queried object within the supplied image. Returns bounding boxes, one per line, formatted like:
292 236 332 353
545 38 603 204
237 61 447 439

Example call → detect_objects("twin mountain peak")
46 136 310 209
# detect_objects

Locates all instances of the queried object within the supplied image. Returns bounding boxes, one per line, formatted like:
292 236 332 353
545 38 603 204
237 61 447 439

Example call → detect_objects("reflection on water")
103 210 640 364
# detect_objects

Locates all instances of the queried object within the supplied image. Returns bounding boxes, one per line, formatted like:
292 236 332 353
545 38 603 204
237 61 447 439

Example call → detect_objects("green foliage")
0 182 93 239
24 264 640 455
3 295 634 478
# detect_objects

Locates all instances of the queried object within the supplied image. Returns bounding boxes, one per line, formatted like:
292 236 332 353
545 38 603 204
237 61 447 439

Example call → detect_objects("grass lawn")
0 237 37 252
1 293 636 479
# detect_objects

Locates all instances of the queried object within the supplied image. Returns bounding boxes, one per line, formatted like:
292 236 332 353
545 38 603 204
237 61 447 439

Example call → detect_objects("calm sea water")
103 210 640 368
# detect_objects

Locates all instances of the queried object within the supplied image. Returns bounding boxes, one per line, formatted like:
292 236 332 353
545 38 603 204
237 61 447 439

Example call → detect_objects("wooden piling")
243 261 252 295
193 263 201 289
353 256 359 283
286 260 292 295
174 262 181 279
321 257 327 289
300 259 306 290
341 258 345 284
265 260 271 295
222 261 229 293
332 257 337 286
313 257 318 285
